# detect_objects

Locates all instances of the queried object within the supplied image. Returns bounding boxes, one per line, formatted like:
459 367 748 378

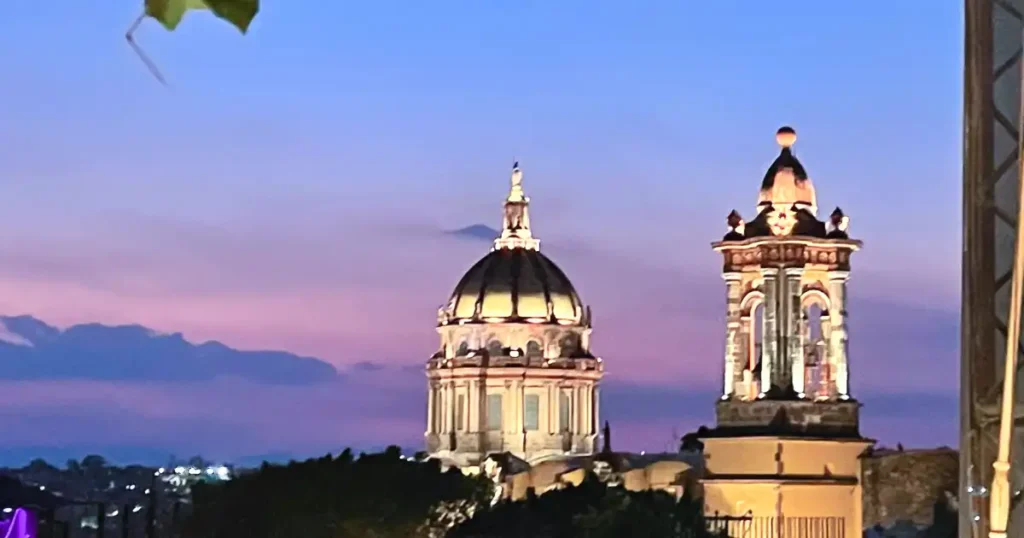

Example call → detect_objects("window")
524 394 540 431
487 394 503 431
456 394 465 431
456 341 470 356
526 340 543 357
559 334 578 357
559 392 571 432
487 340 503 356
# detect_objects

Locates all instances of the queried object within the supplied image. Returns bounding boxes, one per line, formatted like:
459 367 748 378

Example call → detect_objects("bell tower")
712 126 861 434
699 128 873 538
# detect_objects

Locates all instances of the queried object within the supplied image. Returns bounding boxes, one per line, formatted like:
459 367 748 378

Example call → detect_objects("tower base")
700 435 872 538
714 398 861 438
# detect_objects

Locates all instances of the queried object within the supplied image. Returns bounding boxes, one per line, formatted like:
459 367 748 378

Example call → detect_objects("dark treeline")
183 446 722 538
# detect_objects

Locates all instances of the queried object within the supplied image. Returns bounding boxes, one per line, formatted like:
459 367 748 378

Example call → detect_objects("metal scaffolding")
961 1 1024 537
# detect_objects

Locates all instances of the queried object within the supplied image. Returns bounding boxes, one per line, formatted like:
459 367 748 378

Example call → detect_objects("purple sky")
0 1 961 463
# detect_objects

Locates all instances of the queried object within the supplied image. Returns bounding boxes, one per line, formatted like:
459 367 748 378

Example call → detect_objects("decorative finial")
776 126 797 149
830 207 849 232
726 210 746 238
510 162 523 189
494 162 539 251
727 210 743 229
602 421 612 453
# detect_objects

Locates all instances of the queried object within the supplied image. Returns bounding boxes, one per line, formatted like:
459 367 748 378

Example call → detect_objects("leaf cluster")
182 446 491 538
449 474 720 538
145 0 259 33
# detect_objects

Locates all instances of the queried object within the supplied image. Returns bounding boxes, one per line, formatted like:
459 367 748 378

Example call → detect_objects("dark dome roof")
443 248 586 325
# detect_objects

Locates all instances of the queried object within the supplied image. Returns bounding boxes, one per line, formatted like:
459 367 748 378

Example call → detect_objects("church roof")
439 163 589 327
444 248 585 325
720 127 850 242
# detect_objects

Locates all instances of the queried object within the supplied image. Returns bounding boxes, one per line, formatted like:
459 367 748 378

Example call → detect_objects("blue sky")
0 1 963 462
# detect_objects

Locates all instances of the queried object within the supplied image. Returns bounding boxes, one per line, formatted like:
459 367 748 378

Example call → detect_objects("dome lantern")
494 162 540 251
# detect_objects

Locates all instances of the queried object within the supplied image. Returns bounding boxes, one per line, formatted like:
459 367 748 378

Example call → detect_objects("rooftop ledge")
711 236 863 251
426 355 602 371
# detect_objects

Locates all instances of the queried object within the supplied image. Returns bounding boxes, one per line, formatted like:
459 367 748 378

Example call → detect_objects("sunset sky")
0 1 962 464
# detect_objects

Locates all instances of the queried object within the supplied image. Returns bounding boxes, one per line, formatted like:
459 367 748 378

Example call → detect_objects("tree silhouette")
449 473 719 538
183 446 489 538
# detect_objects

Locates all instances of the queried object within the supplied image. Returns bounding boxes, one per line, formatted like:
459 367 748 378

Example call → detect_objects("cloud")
445 224 500 241
0 315 337 384
0 364 955 467
0 208 960 459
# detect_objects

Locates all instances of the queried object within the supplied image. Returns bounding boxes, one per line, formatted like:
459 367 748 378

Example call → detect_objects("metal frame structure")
961 1 1024 536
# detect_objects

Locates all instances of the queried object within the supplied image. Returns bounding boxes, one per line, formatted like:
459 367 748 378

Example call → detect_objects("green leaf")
144 0 259 33
145 0 189 31
204 0 260 34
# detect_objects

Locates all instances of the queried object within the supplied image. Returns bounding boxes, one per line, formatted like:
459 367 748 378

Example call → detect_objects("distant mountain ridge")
446 224 499 241
0 315 337 384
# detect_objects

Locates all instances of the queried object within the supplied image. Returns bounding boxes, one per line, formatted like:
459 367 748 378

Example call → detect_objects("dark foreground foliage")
184 446 489 538
449 475 720 538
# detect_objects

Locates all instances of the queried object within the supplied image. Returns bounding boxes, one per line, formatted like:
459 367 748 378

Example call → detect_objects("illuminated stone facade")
425 164 603 468
699 128 874 538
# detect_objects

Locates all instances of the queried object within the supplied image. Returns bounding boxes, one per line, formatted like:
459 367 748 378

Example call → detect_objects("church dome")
757 126 817 215
438 163 589 327
444 247 585 324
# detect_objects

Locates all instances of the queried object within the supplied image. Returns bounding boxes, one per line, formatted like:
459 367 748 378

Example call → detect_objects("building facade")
425 164 603 468
699 127 873 538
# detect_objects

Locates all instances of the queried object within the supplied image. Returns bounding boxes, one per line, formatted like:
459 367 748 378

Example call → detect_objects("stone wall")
861 447 958 529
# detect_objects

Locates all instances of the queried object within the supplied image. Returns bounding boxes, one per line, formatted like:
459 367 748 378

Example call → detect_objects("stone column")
723 273 743 398
577 383 585 434
829 273 851 398
426 383 436 434
436 381 444 432
547 384 556 434
513 381 524 434
504 381 514 434
786 269 805 396
589 383 598 434
760 268 780 395
593 385 600 435
468 380 480 432
446 382 455 434
580 385 588 434
740 317 754 398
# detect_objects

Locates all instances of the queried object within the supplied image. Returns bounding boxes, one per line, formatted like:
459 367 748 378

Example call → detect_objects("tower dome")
757 126 817 216
723 127 842 240
443 248 586 325
426 163 602 468
439 162 590 327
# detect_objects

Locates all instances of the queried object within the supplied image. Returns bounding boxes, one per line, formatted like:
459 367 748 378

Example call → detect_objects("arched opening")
456 341 470 356
801 291 831 399
738 291 765 401
486 339 503 357
526 340 543 357
749 302 764 397
558 333 579 358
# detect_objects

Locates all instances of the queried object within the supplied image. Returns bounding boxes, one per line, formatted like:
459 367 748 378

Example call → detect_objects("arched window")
738 293 765 401
801 292 831 399
486 339 503 357
751 303 764 371
526 340 543 357
558 334 579 357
